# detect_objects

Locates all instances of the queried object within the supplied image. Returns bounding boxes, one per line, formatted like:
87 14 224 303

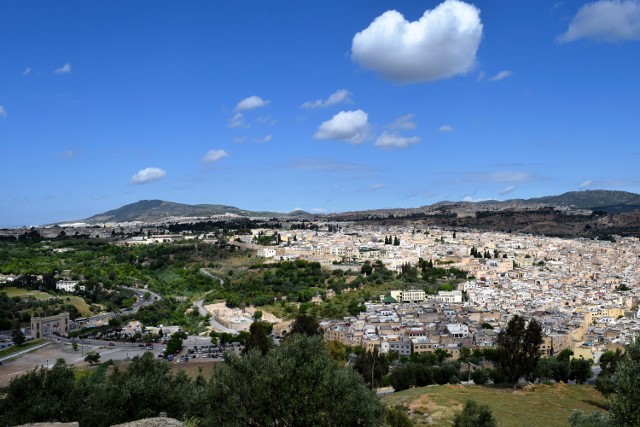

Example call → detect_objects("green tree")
243 320 273 355
290 312 321 336
206 335 385 426
71 341 78 351
11 328 26 346
84 351 101 365
496 315 543 384
453 399 497 427
570 358 593 384
354 347 390 389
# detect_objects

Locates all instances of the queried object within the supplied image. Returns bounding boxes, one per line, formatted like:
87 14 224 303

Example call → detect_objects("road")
0 341 51 363
194 299 238 335
199 268 225 287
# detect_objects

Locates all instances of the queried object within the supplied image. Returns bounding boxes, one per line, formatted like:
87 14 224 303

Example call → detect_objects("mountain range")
77 190 640 224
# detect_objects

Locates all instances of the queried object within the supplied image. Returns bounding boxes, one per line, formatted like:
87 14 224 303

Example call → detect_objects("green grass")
62 295 94 317
381 383 607 427
3 287 53 300
0 339 46 358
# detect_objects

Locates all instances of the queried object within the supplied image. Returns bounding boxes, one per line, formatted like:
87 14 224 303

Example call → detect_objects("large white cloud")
374 132 420 149
202 149 229 163
558 0 640 43
130 167 166 184
235 95 270 112
301 89 352 109
351 0 483 83
313 110 370 144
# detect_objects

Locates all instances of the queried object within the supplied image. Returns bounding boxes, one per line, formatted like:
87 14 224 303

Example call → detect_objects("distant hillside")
82 200 307 224
524 190 640 212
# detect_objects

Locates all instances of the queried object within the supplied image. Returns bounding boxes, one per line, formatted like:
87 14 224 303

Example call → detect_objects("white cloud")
202 149 229 163
313 110 370 144
439 124 455 132
23 67 31 76
467 171 534 183
476 71 486 82
490 70 513 81
285 157 370 172
233 136 247 143
228 113 244 129
0 105 6 119
351 0 483 83
558 0 640 43
389 114 416 130
374 132 420 149
58 150 78 160
365 183 386 192
54 63 72 74
130 167 166 184
235 95 270 112
301 89 352 109
579 179 593 189
499 185 517 196
259 134 272 143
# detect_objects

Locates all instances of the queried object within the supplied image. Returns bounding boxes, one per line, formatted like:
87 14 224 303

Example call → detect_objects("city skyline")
1 0 640 227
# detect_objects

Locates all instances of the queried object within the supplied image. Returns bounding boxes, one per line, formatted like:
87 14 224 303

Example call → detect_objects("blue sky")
1 0 640 226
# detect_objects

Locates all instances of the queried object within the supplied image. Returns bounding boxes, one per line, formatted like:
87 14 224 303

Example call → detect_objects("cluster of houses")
245 223 640 362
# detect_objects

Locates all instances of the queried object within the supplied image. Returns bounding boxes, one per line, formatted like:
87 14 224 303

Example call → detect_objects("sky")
1 0 640 227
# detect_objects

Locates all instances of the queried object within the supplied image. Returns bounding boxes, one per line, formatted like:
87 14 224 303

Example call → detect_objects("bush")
471 369 489 385
453 399 497 427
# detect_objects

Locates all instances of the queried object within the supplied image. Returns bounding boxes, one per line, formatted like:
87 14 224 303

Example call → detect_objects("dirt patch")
0 341 152 386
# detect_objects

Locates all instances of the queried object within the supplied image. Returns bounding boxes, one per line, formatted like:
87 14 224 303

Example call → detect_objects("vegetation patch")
382 384 607 427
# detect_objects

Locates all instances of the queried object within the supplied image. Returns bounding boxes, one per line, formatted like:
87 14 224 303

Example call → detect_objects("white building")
56 280 84 292
390 289 426 303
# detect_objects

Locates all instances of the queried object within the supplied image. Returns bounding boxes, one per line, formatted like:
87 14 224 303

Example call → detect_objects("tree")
607 338 640 426
290 312 321 336
72 341 78 351
570 358 593 384
84 351 101 365
252 310 263 321
354 347 389 389
243 321 273 355
208 335 385 426
12 328 26 346
453 399 497 427
496 315 543 384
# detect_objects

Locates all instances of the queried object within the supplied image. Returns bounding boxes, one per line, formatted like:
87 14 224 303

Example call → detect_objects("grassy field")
3 286 94 316
382 383 608 427
3 287 53 300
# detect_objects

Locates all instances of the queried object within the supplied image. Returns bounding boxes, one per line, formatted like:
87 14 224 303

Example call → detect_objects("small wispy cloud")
301 89 352 110
235 95 270 112
202 149 229 163
130 167 166 184
579 179 593 189
374 132 420 149
256 134 272 143
284 157 370 173
23 67 31 76
363 183 385 192
54 63 72 74
228 112 244 129
389 114 416 130
499 185 517 196
0 105 6 119
438 124 454 132
465 171 534 183
57 149 78 160
490 70 512 81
